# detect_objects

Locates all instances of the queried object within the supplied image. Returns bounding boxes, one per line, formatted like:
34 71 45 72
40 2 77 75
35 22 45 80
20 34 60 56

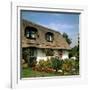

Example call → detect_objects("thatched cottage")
21 19 70 62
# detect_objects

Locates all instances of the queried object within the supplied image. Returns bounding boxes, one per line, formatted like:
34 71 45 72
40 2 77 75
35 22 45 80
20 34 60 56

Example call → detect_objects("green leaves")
51 57 63 72
62 32 72 45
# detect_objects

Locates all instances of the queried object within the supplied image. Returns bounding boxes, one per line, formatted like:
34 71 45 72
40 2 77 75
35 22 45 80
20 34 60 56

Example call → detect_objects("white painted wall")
54 50 69 60
62 51 69 59
36 49 47 62
36 49 69 61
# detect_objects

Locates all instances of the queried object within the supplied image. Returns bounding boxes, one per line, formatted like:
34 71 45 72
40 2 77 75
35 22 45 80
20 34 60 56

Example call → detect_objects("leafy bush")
74 59 79 74
28 56 37 67
62 59 79 75
36 59 54 73
22 48 37 67
22 48 30 63
62 59 73 74
38 59 52 68
51 57 63 72
38 59 46 68
44 59 52 68
22 63 28 69
32 57 79 75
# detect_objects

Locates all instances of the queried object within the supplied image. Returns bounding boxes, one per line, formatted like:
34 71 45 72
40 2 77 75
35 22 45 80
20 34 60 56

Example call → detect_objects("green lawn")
21 68 62 78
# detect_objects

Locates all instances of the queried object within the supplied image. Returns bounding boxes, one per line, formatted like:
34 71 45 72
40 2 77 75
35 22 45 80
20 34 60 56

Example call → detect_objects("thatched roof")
21 19 70 50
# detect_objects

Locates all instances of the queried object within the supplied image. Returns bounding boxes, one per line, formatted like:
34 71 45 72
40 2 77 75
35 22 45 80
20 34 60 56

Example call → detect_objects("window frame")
11 1 87 88
25 26 37 39
45 32 54 42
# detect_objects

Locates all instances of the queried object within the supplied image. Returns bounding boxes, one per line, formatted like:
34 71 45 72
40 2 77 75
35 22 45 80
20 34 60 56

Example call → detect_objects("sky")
21 10 80 48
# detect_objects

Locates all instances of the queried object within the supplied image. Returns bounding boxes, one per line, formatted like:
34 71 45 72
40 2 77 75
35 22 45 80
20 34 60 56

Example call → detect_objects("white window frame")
11 1 87 88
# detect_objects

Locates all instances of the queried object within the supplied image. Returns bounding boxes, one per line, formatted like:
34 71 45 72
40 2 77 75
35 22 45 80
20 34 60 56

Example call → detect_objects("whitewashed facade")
36 49 69 62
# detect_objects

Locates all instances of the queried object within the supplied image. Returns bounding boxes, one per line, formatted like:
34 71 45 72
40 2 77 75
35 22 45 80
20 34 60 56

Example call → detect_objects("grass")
21 68 63 78
21 68 79 78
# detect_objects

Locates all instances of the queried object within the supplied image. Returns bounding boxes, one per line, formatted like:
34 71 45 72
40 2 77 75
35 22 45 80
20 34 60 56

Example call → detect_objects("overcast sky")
21 10 80 48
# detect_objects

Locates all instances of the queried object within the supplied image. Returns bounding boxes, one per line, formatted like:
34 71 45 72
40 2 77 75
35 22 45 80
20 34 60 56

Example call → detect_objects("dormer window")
45 32 54 42
25 26 37 39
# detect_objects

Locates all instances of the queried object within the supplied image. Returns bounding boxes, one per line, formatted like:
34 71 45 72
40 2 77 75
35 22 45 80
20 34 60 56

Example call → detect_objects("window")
58 50 63 58
25 26 37 39
46 32 54 42
45 49 54 56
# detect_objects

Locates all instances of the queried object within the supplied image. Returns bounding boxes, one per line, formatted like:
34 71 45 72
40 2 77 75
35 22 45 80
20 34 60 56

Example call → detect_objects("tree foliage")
22 48 37 67
69 46 78 58
62 32 72 45
69 34 79 60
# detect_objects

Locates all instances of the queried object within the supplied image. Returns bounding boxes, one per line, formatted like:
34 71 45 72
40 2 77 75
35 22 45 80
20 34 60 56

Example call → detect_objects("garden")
21 57 79 78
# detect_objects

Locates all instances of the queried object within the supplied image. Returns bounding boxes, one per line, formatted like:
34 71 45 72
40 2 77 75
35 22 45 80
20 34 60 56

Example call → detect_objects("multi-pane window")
45 49 54 56
25 26 37 39
46 32 54 42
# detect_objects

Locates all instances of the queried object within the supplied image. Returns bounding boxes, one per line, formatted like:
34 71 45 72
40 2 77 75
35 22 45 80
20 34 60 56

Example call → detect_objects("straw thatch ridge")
21 19 70 50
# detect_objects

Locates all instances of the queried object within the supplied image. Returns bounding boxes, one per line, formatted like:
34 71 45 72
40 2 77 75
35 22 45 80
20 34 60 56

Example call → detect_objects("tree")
69 34 79 60
69 46 78 58
22 48 37 67
62 32 72 45
77 34 79 60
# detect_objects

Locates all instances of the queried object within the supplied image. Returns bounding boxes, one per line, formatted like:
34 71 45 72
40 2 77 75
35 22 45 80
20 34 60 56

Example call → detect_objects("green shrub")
38 59 46 68
37 59 54 73
62 59 72 73
74 59 79 74
22 48 37 68
51 57 63 72
22 48 30 63
28 56 37 67
38 59 52 68
33 58 79 75
45 59 52 68
62 59 78 75
22 63 28 69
